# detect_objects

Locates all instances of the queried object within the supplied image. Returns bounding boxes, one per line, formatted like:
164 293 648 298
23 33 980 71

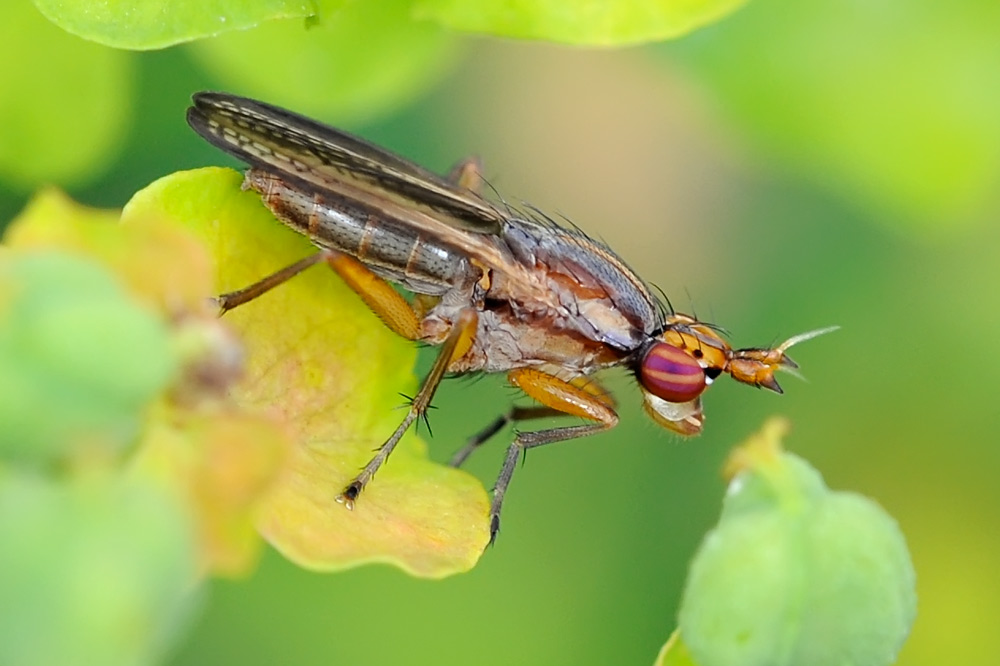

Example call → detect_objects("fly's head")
637 314 837 436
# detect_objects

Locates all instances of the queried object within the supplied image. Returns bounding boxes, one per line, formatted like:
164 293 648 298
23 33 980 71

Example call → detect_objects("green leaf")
0 469 198 666
0 249 175 464
31 0 314 50
654 630 701 666
135 406 292 577
673 0 1000 232
414 0 748 46
4 187 216 312
0 2 131 188
677 418 917 666
188 0 460 123
2 186 287 577
123 168 491 578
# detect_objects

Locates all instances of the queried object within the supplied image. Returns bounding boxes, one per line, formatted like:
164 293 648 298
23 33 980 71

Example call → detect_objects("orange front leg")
215 250 424 345
323 251 421 341
447 156 485 193
509 369 618 426
566 375 617 411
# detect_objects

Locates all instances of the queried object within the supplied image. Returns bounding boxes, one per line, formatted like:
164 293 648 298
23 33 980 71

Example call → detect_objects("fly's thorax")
500 219 658 352
246 169 478 296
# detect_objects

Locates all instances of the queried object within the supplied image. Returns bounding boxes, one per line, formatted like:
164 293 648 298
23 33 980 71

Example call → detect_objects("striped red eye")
640 342 707 403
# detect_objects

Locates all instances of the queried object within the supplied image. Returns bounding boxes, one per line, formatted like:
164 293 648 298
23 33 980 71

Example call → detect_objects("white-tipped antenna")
775 325 839 381
777 325 840 354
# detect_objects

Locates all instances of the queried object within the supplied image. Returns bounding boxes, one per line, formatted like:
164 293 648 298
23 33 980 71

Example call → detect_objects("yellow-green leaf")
654 630 701 666
123 167 491 578
134 407 291 576
672 0 1000 232
678 418 916 666
0 468 198 666
4 188 212 312
32 0 314 50
414 0 748 46
0 188 190 463
0 3 131 188
187 0 459 123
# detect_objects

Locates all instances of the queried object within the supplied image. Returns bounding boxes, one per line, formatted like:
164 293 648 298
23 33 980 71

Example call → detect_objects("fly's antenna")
776 326 841 354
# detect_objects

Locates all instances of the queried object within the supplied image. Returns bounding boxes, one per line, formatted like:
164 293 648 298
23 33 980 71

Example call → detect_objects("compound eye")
640 342 707 404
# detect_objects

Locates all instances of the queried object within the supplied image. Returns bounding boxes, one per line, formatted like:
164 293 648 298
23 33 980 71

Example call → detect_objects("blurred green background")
2 0 998 663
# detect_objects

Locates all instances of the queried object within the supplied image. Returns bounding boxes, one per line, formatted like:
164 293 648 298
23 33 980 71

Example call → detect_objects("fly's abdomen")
246 169 470 295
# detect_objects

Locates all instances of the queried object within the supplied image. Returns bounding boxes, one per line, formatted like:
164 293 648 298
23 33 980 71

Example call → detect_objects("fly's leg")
488 369 619 544
217 248 422 341
450 378 613 468
327 251 476 505
217 242 469 508
323 251 420 339
216 251 330 313
337 307 479 509
491 423 608 544
449 406 559 468
447 157 484 193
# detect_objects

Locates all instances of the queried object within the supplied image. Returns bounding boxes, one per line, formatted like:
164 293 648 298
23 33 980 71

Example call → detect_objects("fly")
186 92 836 543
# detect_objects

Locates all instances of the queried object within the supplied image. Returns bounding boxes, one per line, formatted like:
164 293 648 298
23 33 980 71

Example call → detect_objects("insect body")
187 92 834 543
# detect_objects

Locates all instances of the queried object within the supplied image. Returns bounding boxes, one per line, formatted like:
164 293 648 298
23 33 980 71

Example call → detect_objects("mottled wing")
186 92 505 236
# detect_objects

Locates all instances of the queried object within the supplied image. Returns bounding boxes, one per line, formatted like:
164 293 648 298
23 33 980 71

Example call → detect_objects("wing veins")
187 92 504 235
